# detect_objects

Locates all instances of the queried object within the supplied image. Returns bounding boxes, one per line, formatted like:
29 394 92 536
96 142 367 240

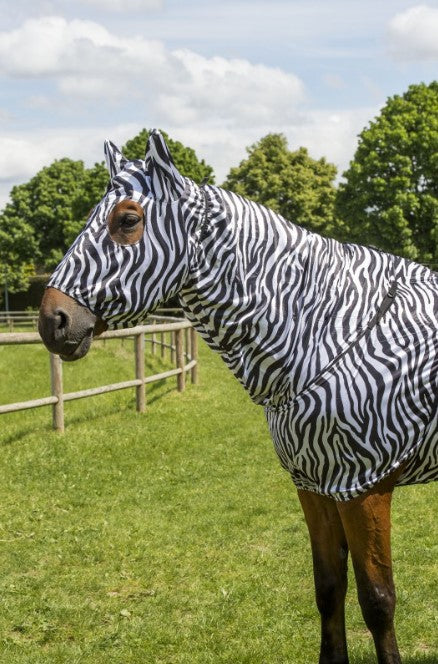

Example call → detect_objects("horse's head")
39 130 202 361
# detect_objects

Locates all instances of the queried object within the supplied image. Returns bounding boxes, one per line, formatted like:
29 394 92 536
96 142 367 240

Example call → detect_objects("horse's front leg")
298 490 349 664
337 472 402 664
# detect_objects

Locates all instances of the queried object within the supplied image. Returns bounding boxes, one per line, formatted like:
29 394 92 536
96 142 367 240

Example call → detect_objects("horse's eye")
121 213 141 229
108 201 144 245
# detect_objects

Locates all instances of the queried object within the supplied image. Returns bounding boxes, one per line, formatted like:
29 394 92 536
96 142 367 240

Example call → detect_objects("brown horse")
39 288 405 664
39 132 437 663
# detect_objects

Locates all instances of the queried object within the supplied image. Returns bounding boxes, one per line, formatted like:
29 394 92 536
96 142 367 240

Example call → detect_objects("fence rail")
0 310 39 331
0 308 186 331
0 315 198 432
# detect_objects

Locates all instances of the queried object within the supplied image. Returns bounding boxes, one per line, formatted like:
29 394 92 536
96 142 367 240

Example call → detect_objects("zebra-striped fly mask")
48 131 203 328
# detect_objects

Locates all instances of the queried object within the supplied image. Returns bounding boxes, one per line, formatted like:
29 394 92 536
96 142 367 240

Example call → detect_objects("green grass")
0 338 437 663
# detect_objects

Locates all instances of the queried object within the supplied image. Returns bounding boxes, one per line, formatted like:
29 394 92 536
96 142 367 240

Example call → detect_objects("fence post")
135 331 146 412
171 331 176 363
190 327 198 384
151 331 156 356
50 353 64 432
175 328 185 392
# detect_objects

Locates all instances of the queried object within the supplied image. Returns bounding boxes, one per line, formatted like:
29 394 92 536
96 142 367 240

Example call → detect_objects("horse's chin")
59 333 93 362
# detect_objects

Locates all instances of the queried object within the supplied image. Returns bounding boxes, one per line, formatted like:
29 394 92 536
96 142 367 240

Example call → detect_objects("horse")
39 130 438 664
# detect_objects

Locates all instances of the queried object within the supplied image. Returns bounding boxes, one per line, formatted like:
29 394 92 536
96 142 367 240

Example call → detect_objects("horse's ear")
104 140 128 178
145 130 186 201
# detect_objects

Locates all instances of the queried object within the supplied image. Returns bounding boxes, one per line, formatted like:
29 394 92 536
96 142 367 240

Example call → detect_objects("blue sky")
0 0 437 206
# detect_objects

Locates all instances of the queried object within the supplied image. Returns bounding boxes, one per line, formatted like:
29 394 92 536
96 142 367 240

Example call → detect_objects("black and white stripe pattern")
49 132 199 327
48 130 438 501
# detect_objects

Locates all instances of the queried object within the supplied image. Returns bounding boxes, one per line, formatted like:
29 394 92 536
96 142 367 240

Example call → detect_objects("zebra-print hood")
47 131 205 327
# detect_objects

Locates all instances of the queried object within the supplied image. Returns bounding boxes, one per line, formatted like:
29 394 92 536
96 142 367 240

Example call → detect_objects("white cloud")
0 16 170 79
77 0 162 9
0 0 162 17
0 17 108 76
0 136 54 181
285 107 377 179
0 14 375 207
0 128 115 182
388 4 438 60
165 49 305 125
0 124 140 207
0 16 305 127
0 15 306 202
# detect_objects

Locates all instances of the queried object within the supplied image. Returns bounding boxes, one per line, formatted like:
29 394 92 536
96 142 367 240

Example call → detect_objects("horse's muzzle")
38 287 107 361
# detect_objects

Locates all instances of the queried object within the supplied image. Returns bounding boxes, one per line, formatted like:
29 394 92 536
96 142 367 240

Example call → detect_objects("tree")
223 133 339 237
0 158 109 284
0 216 37 296
123 129 215 184
336 82 438 262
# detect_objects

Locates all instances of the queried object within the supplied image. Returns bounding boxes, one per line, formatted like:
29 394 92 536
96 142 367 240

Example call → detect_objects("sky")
0 0 437 207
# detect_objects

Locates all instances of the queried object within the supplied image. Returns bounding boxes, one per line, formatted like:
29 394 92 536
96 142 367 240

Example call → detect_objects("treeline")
1 81 437 300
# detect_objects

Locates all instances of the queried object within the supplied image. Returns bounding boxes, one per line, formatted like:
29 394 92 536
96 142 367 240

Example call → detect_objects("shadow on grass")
146 382 175 405
353 654 437 664
1 379 177 445
1 425 50 446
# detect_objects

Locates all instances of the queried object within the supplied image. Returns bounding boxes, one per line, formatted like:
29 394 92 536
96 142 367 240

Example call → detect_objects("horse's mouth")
59 332 94 362
39 287 107 360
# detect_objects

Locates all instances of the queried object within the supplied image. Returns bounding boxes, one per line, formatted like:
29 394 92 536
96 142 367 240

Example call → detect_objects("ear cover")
104 140 128 179
145 129 186 201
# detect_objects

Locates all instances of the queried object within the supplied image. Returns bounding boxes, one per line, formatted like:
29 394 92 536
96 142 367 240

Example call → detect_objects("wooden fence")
0 310 39 331
0 315 198 432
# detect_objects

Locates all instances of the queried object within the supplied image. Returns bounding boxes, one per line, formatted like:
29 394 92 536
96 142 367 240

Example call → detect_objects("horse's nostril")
53 308 70 339
55 309 68 329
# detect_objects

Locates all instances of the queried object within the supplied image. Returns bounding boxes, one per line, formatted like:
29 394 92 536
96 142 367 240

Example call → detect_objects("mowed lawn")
0 336 437 664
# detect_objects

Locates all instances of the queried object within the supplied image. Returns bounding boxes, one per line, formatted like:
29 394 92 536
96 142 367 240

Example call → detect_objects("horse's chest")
265 283 438 500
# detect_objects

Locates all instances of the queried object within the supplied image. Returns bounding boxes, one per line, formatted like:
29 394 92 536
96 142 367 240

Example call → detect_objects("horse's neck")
180 187 336 404
180 186 436 406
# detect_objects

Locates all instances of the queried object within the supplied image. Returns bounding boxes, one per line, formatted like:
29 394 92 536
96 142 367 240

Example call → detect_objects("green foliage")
223 133 340 237
6 274 51 310
0 159 109 281
123 128 215 184
0 215 37 293
336 82 438 262
0 340 436 662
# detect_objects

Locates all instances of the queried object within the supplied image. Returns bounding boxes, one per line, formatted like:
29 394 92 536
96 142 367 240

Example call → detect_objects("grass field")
0 336 437 663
